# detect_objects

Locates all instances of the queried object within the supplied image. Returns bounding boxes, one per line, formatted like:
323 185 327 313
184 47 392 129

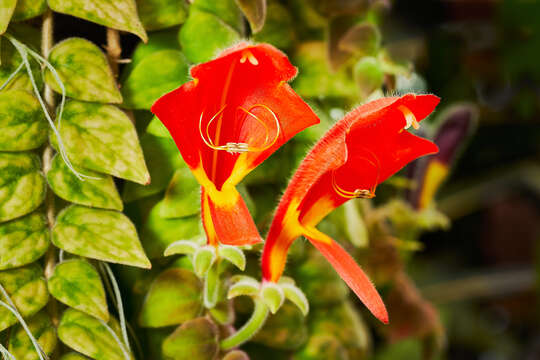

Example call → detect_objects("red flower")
152 43 319 246
261 94 440 323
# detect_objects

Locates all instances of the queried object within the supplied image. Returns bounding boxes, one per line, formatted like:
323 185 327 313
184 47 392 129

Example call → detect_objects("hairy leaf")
52 205 151 268
139 268 202 328
135 0 188 31
0 152 46 223
51 100 150 185
121 49 189 110
8 311 57 360
47 154 122 211
48 259 109 321
0 263 49 332
162 317 219 360
44 38 122 103
0 212 49 270
48 0 147 41
0 90 48 151
58 308 132 360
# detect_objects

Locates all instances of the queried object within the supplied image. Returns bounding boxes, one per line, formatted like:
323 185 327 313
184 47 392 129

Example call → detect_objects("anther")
398 105 420 130
240 50 259 65
224 142 249 154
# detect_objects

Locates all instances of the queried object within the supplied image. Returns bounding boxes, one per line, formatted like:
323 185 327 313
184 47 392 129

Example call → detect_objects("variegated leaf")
8 311 57 360
47 154 123 211
0 30 42 92
48 0 147 41
52 205 151 268
0 152 46 223
0 263 49 332
44 38 122 104
0 0 16 35
135 0 188 31
0 212 49 270
60 353 91 360
48 259 109 321
0 89 48 151
12 0 48 21
51 100 150 185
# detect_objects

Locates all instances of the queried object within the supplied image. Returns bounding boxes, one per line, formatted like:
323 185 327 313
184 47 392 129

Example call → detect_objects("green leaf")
60 353 91 360
236 0 266 33
48 259 109 321
121 49 188 110
222 350 249 360
179 8 241 64
353 56 384 100
8 311 57 360
141 202 203 259
0 33 42 92
47 154 123 211
12 0 47 21
159 167 200 219
192 0 244 32
124 29 180 74
139 268 203 328
0 212 49 270
51 100 150 185
162 317 219 360
193 246 216 277
0 0 16 35
219 245 245 271
44 38 122 104
145 115 171 138
122 133 184 202
253 302 308 350
0 152 46 223
135 0 188 31
58 308 132 360
48 0 147 42
52 205 151 268
261 282 284 314
0 89 48 151
339 22 381 57
0 263 49 332
253 1 294 49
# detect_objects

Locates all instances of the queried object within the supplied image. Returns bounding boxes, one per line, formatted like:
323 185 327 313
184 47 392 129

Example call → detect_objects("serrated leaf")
12 0 47 21
135 0 188 31
253 1 294 49
47 155 122 211
141 202 203 259
44 38 122 104
179 8 241 64
0 0 16 35
0 152 46 223
236 0 266 33
51 100 149 184
0 212 49 270
0 89 48 151
219 245 245 271
48 259 109 321
159 167 200 219
162 317 219 360
48 0 147 42
121 49 188 110
52 205 151 268
58 308 132 360
8 311 57 360
139 268 203 328
0 263 49 332
122 133 184 202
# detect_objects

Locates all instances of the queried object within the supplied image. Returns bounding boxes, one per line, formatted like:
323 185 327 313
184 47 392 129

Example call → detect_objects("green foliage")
8 311 57 360
0 0 16 35
44 38 122 103
48 259 109 321
0 212 49 270
0 32 42 92
58 308 132 360
236 0 266 33
52 205 151 268
51 100 150 185
162 317 220 360
135 0 188 31
48 0 148 41
0 89 47 151
159 167 200 218
12 0 48 22
0 152 46 222
253 302 308 350
47 154 123 211
139 268 203 327
253 1 294 49
0 263 49 331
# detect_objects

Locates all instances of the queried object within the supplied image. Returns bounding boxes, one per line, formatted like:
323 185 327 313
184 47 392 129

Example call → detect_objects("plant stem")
220 299 269 350
106 28 121 77
203 260 221 309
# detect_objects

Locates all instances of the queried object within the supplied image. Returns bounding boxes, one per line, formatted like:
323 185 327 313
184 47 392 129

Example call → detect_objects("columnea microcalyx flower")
261 94 441 323
152 43 319 246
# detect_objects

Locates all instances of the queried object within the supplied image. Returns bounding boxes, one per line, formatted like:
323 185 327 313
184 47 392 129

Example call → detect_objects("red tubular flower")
261 94 441 323
152 43 319 246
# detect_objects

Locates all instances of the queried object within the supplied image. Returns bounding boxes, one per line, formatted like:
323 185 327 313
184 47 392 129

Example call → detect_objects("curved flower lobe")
152 43 319 246
261 94 440 323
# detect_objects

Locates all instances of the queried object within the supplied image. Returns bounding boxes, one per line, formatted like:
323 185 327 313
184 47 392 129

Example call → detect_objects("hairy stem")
220 299 269 350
